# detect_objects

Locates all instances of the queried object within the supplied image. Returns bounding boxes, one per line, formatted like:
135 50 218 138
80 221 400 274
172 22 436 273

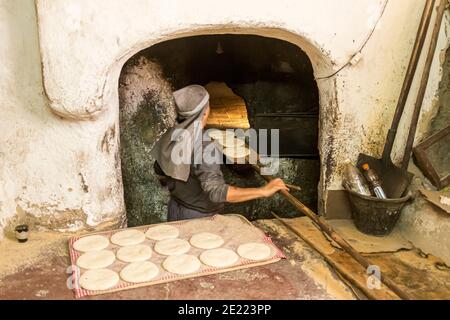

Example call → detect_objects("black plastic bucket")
345 186 412 236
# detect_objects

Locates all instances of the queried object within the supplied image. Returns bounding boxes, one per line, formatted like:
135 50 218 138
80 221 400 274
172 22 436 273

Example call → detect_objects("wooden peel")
286 184 302 191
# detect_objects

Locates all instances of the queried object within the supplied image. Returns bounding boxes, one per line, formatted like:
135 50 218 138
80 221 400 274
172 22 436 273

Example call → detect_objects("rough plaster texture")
119 57 176 226
0 1 125 238
0 0 449 243
398 164 450 265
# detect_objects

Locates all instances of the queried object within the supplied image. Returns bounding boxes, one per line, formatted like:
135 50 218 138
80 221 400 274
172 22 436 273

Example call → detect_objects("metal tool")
356 0 436 199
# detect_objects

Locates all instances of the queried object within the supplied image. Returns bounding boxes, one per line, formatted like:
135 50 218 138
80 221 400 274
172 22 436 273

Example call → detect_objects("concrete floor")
1 217 448 300
0 219 356 300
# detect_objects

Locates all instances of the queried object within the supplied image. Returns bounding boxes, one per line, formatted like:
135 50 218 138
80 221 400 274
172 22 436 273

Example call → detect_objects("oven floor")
0 218 448 300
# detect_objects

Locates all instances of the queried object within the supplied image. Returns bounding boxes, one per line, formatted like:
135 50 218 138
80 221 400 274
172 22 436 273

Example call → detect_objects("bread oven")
119 34 322 226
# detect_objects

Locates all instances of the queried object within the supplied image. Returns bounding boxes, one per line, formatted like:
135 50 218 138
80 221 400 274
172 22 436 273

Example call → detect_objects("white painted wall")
0 0 448 238
0 0 124 238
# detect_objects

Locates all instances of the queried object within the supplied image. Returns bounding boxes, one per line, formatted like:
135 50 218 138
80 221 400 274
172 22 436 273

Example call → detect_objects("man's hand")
260 178 289 197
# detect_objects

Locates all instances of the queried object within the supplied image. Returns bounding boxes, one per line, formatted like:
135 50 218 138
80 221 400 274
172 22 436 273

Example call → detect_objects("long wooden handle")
251 164 413 300
286 184 302 191
402 0 448 169
383 0 436 160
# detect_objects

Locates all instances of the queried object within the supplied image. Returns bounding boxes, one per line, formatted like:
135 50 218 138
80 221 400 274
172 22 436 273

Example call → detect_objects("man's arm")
225 178 289 203
194 162 289 204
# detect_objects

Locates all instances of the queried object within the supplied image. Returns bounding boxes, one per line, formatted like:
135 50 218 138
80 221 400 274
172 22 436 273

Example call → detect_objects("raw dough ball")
200 248 239 268
120 261 159 283
110 229 145 246
76 250 116 270
162 254 201 275
73 235 109 252
222 145 250 160
145 225 179 241
237 243 271 261
154 238 190 256
190 232 224 249
116 244 152 263
79 269 119 291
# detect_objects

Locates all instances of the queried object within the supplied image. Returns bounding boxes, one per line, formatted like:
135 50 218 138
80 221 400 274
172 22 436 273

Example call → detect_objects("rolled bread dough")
77 250 116 270
116 244 152 263
154 238 190 256
73 235 109 252
120 261 159 283
199 248 239 268
190 232 224 249
162 254 201 275
145 225 179 241
110 229 145 246
222 145 250 159
79 269 119 291
237 242 271 261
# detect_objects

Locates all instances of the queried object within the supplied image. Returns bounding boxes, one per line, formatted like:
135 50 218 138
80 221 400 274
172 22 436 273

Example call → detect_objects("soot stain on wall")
119 57 176 226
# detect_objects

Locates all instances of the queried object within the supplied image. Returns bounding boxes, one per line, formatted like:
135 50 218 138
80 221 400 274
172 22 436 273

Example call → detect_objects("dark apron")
167 197 217 222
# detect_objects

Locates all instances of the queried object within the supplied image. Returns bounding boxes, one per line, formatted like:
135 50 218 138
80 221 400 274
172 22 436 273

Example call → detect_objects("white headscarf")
151 85 209 182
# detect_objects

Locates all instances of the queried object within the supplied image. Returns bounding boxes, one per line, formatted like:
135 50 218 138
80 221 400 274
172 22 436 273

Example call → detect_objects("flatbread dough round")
145 225 179 241
237 242 271 261
162 254 201 275
200 248 239 268
110 229 145 246
207 129 225 141
154 238 190 256
190 232 224 249
217 137 245 148
120 261 159 283
222 145 250 159
73 235 109 252
77 250 116 270
79 269 119 291
208 129 235 141
116 244 152 263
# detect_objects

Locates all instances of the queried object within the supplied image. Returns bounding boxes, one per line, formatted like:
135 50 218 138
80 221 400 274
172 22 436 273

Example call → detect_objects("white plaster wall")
34 0 449 187
0 0 124 238
0 0 448 238
36 0 387 119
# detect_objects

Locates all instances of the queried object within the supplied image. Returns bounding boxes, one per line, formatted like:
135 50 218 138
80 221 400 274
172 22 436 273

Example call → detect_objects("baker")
152 84 288 221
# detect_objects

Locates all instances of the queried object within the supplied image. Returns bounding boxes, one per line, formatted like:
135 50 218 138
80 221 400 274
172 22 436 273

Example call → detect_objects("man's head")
173 85 210 127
